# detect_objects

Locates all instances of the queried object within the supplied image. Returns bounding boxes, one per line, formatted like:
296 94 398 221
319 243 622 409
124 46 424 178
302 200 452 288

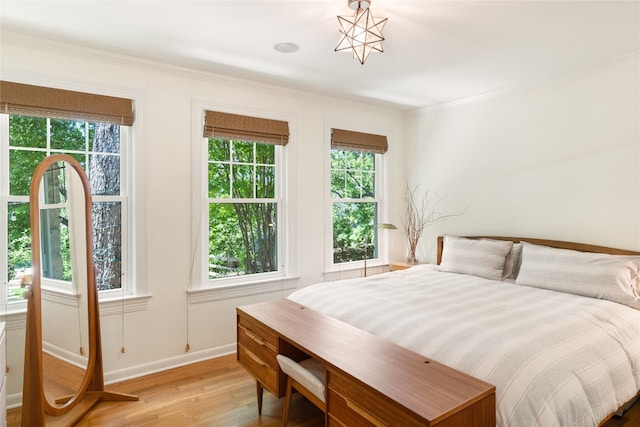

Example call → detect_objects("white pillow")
479 239 522 280
438 236 513 281
516 243 640 309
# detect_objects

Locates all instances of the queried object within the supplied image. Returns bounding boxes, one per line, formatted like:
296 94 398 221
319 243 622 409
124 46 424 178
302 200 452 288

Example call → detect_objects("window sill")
188 276 299 304
0 291 152 329
99 293 152 316
42 287 151 316
0 304 28 331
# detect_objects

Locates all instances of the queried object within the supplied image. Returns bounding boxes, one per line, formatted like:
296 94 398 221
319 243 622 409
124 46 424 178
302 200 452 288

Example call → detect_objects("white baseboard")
7 343 236 410
104 343 236 384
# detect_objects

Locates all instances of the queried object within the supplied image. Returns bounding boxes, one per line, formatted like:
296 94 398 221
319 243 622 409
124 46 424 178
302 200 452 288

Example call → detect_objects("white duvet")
287 265 640 427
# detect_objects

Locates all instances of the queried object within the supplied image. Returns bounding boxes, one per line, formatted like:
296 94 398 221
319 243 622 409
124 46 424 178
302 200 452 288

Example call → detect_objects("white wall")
405 53 640 263
0 36 405 405
4 32 637 410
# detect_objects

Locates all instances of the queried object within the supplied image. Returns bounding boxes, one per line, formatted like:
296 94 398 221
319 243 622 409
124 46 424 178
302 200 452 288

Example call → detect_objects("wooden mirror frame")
22 154 137 426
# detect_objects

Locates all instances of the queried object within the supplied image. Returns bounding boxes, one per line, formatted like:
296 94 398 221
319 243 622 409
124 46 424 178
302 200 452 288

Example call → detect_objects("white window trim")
0 114 14 311
0 81 149 315
189 100 297 302
123 91 150 309
324 122 391 274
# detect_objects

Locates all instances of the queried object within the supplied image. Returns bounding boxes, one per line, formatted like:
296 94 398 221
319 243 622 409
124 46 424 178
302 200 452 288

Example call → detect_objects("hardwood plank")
6 353 639 426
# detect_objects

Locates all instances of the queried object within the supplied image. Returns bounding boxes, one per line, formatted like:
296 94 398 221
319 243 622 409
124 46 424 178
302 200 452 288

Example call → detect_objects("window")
1 82 133 305
330 128 387 267
201 110 288 285
207 139 279 278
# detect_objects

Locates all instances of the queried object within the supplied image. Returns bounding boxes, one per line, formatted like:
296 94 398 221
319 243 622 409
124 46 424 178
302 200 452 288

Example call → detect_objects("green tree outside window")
207 138 278 278
331 149 378 263
5 115 124 297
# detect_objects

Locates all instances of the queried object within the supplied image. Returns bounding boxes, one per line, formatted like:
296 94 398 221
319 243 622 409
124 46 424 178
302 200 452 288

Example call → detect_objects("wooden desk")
237 299 495 426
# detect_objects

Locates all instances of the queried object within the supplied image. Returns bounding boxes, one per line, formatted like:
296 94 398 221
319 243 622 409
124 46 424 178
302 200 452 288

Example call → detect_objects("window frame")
207 139 282 281
0 109 141 313
326 125 389 275
190 102 297 303
0 114 131 294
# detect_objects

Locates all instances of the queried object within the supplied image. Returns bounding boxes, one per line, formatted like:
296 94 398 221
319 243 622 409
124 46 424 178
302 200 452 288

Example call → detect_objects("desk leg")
256 381 264 415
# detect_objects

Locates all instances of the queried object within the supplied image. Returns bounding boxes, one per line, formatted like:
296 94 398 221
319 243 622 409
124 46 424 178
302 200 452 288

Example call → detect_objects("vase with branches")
402 184 464 264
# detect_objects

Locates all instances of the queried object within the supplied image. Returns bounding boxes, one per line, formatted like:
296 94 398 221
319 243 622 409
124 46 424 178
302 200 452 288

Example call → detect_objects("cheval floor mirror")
22 154 137 426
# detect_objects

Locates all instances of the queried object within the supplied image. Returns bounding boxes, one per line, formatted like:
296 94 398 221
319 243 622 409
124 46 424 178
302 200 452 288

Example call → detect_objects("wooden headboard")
436 236 640 265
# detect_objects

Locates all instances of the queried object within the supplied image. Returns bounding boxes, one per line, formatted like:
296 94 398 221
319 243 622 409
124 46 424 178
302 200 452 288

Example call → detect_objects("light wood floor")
7 354 323 426
7 353 639 426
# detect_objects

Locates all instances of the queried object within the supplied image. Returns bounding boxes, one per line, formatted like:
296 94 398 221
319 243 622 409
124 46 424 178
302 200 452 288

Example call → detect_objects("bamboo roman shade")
331 128 388 154
203 110 289 145
0 81 134 126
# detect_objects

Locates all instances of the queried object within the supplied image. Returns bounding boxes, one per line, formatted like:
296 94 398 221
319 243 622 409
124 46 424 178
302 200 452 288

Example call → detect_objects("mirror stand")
22 155 137 426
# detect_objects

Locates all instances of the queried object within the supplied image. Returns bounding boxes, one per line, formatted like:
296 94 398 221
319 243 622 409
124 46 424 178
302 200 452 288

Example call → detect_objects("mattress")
287 265 640 427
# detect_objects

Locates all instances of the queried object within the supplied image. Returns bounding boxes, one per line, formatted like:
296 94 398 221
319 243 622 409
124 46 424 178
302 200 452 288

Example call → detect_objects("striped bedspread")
288 265 640 427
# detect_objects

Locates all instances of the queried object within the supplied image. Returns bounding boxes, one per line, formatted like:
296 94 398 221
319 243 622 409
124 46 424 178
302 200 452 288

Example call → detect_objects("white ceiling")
1 0 638 111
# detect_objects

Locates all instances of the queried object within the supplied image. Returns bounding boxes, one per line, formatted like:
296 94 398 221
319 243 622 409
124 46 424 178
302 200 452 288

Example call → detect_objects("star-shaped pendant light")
335 0 388 65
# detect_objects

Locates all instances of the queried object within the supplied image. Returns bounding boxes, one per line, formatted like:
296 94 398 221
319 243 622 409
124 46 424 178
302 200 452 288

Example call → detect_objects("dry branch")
402 184 465 263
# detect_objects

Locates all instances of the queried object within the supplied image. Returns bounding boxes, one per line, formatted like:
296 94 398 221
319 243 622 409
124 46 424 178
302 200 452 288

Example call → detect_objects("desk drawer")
238 344 278 395
238 315 278 348
238 321 277 368
328 369 423 427
237 314 280 395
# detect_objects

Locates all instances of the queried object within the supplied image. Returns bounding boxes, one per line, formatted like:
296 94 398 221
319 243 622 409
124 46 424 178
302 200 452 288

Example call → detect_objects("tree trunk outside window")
90 124 121 290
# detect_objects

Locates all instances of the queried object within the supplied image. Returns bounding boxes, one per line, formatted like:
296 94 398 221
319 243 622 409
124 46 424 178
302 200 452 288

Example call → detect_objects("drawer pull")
345 398 389 427
244 349 269 368
240 325 277 352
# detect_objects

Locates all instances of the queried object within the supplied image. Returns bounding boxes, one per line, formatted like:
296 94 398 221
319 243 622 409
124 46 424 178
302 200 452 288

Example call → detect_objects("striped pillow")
516 243 640 309
438 236 513 281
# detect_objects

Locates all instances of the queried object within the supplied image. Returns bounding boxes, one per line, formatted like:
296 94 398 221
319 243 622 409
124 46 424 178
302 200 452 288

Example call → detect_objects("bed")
287 236 640 427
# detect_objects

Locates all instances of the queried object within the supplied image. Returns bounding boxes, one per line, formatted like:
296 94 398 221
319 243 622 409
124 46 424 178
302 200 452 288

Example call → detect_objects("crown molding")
409 50 640 115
